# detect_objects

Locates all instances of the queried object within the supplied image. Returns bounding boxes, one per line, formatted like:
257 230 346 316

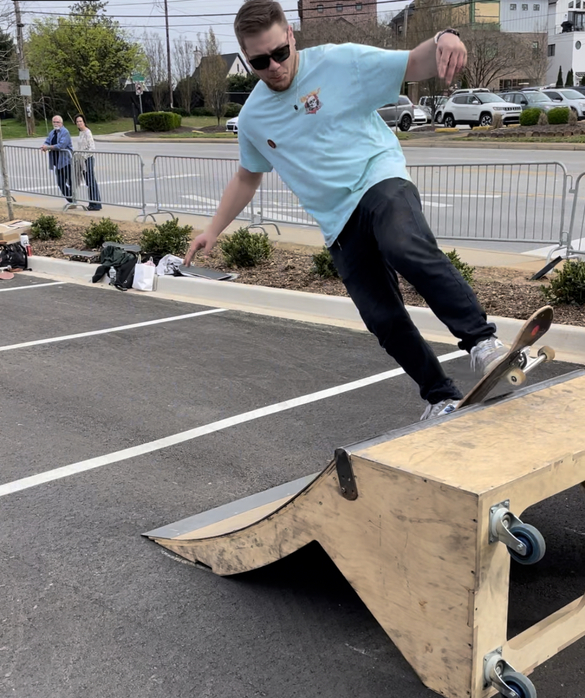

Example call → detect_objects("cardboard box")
0 219 32 245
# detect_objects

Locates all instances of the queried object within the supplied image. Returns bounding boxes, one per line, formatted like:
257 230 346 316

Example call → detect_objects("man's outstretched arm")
184 166 264 265
405 31 467 85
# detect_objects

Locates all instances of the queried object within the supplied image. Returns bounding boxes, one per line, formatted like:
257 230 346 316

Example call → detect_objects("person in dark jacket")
41 115 73 202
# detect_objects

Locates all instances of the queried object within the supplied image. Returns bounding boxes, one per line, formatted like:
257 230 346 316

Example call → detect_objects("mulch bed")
3 203 584 327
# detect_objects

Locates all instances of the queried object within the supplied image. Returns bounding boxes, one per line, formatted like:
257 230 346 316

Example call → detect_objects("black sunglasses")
248 44 290 71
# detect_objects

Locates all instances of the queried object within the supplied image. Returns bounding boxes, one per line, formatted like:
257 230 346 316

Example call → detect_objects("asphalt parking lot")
1 275 584 698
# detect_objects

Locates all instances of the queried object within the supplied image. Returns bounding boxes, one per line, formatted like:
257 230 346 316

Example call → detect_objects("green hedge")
138 111 182 132
224 102 242 117
519 107 542 127
547 107 570 125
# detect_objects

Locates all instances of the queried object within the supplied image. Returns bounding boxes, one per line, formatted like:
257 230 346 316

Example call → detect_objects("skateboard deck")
177 265 237 281
458 305 555 409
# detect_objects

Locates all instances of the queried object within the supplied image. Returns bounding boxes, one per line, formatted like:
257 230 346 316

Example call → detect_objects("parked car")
439 91 522 128
226 116 239 134
541 88 585 118
498 90 557 114
418 96 447 122
412 105 428 125
377 96 415 131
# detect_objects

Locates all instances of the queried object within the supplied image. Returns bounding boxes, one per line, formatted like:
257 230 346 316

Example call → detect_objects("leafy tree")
566 68 574 86
197 29 228 125
556 66 564 87
227 72 259 93
27 0 144 120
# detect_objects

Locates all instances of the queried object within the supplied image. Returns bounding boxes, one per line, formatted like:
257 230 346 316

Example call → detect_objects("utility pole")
13 0 35 136
0 123 15 219
164 0 173 109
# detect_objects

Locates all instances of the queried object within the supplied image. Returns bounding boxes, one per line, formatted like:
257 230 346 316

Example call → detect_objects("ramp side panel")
144 472 319 540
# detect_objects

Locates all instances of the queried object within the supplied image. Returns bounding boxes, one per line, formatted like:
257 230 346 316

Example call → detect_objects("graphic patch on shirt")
300 89 322 115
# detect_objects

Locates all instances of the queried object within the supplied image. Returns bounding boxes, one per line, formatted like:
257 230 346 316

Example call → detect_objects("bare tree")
460 26 527 89
402 0 457 119
197 29 227 125
173 37 196 114
519 31 550 86
294 18 395 50
142 32 168 111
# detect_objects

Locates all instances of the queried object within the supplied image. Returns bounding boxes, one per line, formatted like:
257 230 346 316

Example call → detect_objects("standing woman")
75 114 102 211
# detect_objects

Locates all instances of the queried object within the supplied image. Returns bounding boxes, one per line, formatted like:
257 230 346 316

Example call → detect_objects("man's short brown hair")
234 0 288 49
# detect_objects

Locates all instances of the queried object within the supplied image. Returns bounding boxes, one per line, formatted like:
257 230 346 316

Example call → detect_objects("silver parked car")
541 88 585 119
418 95 447 122
377 96 415 131
498 91 556 114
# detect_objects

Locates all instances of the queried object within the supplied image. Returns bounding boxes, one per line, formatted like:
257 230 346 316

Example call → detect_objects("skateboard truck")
334 448 358 501
484 648 537 698
489 501 546 565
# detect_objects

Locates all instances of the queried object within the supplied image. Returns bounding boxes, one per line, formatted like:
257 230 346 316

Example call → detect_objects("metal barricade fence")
564 171 585 259
4 145 69 201
153 156 253 221
407 162 568 245
2 146 148 219
72 150 148 219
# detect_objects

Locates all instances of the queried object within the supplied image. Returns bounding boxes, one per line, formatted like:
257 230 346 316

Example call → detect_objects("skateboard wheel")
507 523 546 565
537 345 555 362
506 368 526 386
499 670 537 698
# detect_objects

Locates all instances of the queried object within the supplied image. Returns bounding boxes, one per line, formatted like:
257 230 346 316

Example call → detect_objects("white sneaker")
470 337 508 376
420 399 460 421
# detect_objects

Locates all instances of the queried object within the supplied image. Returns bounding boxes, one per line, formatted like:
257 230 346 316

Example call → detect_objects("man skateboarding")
183 0 508 420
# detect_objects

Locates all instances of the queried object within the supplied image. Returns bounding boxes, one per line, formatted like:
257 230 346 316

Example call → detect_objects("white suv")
439 91 522 127
541 88 585 119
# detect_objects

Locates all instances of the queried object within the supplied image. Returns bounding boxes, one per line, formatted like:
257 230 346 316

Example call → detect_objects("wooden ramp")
145 371 585 698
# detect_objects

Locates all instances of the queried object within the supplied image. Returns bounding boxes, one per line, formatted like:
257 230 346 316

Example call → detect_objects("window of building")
568 1 573 7
577 40 582 49
547 44 556 56
356 2 363 8
577 0 582 7
522 3 528 9
510 3 516 8
336 3 343 11
317 3 324 11
533 3 540 8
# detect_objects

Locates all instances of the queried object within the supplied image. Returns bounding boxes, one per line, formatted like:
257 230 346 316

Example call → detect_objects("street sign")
135 83 144 96
132 73 145 82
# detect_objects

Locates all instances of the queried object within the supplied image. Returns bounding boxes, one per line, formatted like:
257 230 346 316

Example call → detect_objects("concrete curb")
25 255 585 365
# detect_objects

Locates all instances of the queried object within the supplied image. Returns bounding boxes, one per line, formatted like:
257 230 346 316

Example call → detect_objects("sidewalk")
7 192 548 274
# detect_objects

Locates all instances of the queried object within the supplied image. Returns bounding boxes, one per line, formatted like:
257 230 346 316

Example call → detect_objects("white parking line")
0 349 466 497
0 281 64 293
0 308 227 352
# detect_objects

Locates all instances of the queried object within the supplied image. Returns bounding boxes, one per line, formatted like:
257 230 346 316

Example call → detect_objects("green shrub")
30 214 64 241
191 106 214 117
224 102 242 117
218 227 273 267
83 218 123 248
171 107 190 117
445 249 475 286
139 219 192 258
312 245 339 279
547 107 570 125
542 258 585 305
138 111 182 132
519 107 543 127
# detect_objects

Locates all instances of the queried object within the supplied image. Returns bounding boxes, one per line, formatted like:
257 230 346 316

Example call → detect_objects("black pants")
55 165 72 202
85 157 102 209
328 178 496 404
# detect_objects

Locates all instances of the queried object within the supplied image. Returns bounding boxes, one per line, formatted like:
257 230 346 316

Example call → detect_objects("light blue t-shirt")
238 43 411 246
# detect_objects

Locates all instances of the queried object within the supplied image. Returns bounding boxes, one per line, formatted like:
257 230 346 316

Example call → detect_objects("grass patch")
465 135 585 143
159 130 237 139
0 117 135 139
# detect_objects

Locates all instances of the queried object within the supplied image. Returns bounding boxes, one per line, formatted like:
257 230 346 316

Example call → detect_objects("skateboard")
458 306 555 409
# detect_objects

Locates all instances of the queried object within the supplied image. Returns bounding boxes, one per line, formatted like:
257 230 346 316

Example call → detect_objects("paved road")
1 274 584 698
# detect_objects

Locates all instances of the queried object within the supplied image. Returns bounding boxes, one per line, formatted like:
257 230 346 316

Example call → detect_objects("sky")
0 0 408 55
